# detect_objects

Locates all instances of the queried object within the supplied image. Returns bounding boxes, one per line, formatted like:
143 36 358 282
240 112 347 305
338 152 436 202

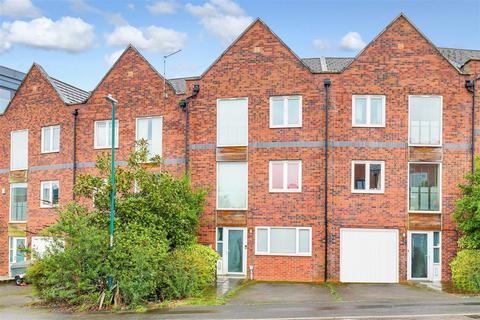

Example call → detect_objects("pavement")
1 282 480 319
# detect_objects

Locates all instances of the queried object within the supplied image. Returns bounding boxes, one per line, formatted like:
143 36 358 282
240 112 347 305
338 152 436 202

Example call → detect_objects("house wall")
0 15 477 282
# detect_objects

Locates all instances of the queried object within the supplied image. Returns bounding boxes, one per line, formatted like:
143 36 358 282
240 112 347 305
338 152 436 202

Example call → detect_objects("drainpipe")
179 84 200 174
323 78 331 282
466 76 479 173
72 109 79 200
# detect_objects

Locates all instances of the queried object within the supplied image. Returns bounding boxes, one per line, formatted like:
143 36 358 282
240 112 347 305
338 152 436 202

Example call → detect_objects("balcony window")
409 163 440 212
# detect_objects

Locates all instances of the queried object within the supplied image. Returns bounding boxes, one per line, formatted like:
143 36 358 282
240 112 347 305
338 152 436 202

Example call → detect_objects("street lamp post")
104 94 118 290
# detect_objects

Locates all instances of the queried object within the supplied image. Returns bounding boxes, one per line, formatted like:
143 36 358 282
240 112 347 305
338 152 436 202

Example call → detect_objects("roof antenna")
163 49 181 99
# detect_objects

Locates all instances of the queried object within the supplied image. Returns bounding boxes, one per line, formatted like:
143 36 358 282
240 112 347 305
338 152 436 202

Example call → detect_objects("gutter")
323 78 331 281
72 109 79 200
179 84 200 174
466 76 480 173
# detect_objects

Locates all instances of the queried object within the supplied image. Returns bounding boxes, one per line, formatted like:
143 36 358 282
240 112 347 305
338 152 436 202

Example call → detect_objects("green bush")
451 250 480 292
28 143 210 309
158 244 219 300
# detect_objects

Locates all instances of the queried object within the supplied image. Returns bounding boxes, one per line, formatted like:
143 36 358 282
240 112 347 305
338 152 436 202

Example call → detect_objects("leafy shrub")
28 143 209 309
158 244 219 300
451 250 480 292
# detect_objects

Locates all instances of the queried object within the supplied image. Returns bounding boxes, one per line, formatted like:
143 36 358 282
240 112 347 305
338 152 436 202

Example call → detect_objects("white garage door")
340 228 398 283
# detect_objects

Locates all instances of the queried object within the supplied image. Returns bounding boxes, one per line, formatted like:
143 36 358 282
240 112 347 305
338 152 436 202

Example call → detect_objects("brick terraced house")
1 13 480 283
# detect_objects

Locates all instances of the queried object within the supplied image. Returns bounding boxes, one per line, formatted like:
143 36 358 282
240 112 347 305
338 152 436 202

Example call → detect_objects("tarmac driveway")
228 282 470 305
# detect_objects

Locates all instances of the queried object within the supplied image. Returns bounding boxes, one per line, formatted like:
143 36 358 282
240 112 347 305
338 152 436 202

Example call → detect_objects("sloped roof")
34 64 90 104
302 57 354 73
437 47 480 69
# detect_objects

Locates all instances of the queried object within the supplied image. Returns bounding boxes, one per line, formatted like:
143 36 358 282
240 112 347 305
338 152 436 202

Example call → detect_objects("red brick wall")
0 15 475 283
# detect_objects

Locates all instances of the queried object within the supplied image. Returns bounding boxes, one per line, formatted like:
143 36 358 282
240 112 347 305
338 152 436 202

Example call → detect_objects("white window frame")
352 95 386 127
10 129 28 171
351 160 385 194
216 161 248 210
407 162 442 214
408 95 443 147
94 120 119 149
269 160 302 193
40 180 59 208
135 116 163 161
216 97 249 147
255 227 312 256
41 125 60 153
10 183 27 223
269 95 302 128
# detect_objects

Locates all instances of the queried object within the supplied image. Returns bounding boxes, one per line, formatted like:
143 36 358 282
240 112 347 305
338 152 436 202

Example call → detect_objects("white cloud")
186 0 253 44
147 1 177 15
104 49 124 66
340 31 366 51
0 0 40 18
69 0 127 26
127 3 135 10
106 24 186 54
312 38 330 51
0 16 95 53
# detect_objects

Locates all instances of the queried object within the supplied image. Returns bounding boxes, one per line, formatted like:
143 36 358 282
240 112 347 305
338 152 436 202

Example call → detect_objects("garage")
340 228 399 283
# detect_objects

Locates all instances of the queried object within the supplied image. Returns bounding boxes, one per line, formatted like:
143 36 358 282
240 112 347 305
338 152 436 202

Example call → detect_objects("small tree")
454 158 480 249
28 142 215 309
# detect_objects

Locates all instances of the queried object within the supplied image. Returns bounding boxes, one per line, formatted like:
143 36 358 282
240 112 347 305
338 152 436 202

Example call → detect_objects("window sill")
94 146 119 150
40 206 58 209
408 143 442 148
255 253 312 257
9 221 27 224
351 190 384 194
408 210 441 214
216 208 248 211
269 189 302 193
269 125 302 129
352 124 386 128
41 150 60 154
10 168 28 171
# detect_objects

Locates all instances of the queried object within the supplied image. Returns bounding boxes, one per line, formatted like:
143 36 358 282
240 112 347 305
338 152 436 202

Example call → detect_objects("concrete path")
1 282 479 319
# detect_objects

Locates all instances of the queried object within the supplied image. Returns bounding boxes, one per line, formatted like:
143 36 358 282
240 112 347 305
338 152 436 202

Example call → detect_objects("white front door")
9 237 26 276
340 228 399 283
216 227 246 276
408 231 441 281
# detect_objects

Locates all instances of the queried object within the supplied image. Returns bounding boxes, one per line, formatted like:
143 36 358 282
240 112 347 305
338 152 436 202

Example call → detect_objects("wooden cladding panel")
217 210 247 227
408 213 441 230
408 146 442 162
9 170 27 183
216 146 248 162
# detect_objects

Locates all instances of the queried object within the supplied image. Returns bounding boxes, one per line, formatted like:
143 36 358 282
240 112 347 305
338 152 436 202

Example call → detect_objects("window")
351 161 385 193
409 96 442 146
270 96 302 128
136 117 163 160
94 120 118 149
41 125 60 153
216 228 224 257
0 87 13 114
31 237 55 259
409 163 441 212
255 227 311 256
217 98 248 147
433 231 441 264
352 95 385 127
217 162 247 210
40 181 59 208
11 129 28 170
10 183 27 222
269 160 302 192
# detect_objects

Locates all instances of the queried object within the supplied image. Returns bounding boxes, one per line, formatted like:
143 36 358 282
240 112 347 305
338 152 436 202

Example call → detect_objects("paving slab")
227 282 336 305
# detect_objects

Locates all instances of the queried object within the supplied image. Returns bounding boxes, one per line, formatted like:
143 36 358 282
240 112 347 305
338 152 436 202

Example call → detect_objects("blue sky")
0 0 479 91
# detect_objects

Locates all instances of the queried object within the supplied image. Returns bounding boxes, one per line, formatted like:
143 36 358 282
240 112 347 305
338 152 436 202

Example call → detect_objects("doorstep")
0 276 13 283
418 281 443 291
216 277 244 298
